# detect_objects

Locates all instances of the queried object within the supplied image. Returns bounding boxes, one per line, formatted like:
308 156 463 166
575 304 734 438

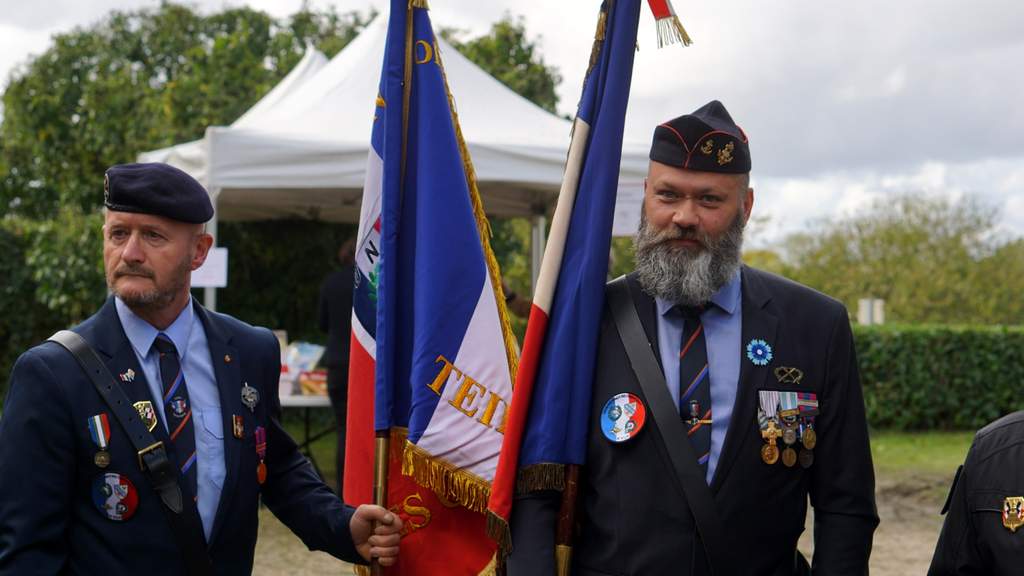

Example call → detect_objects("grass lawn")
870 429 974 476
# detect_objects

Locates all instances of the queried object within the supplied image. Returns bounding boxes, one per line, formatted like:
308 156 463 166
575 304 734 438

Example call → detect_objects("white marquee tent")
141 14 648 303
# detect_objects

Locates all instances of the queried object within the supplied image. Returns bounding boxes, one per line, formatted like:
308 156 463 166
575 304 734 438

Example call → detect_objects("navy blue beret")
650 100 751 174
104 163 214 223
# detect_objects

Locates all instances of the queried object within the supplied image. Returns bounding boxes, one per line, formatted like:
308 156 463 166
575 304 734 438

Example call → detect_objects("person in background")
318 237 356 495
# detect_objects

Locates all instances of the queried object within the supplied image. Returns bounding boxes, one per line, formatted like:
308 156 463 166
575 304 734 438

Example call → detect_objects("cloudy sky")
1 0 1022 246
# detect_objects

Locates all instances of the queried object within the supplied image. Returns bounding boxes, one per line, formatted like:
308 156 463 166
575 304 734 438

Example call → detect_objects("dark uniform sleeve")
256 329 363 564
928 462 988 575
506 490 560 575
809 309 880 574
0 348 75 573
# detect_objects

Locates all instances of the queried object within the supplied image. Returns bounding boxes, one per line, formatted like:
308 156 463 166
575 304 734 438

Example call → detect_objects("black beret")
104 163 214 223
650 100 751 174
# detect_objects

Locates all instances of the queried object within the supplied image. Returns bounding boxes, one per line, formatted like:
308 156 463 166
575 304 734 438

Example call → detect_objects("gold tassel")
585 9 609 79
487 510 513 560
401 440 492 513
655 14 693 48
515 463 566 494
477 553 499 576
354 566 372 576
409 0 429 9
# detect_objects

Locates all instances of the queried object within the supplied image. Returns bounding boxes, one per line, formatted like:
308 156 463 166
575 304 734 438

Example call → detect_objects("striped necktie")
678 305 711 474
153 333 198 500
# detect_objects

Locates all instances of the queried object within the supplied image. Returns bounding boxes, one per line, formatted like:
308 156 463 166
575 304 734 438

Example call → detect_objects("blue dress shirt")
115 297 224 540
655 271 742 484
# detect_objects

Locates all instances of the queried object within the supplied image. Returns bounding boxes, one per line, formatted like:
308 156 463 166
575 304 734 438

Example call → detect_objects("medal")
233 415 245 439
758 390 782 465
255 426 267 485
782 447 797 467
779 392 799 419
799 449 814 468
782 425 797 446
761 443 779 465
88 413 111 450
94 451 111 468
1003 497 1024 532
802 426 817 450
241 383 259 413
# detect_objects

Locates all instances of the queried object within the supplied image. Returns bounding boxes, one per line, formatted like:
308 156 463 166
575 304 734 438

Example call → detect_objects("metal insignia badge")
92 473 139 521
133 401 158 432
782 447 797 468
1004 497 1024 532
119 369 135 383
233 415 245 439
241 383 259 413
600 393 647 443
94 451 111 468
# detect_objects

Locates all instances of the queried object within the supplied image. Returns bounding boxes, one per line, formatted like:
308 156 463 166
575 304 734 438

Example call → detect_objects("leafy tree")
781 194 1022 325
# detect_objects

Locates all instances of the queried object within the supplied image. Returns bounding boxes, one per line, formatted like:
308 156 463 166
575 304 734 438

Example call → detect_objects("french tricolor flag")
346 1 515 572
487 0 644 556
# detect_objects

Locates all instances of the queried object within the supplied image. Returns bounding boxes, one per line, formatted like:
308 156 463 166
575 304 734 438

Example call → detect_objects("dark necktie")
153 333 198 500
678 306 711 474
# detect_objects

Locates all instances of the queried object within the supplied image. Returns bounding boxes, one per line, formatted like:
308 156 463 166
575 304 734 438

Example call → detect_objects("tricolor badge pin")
119 369 136 383
88 413 112 468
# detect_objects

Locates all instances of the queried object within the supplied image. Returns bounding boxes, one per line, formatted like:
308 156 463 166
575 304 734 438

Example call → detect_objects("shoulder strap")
49 330 214 576
605 278 733 576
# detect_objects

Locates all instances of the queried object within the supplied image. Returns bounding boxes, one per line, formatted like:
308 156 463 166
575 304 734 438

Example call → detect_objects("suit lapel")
89 298 175 451
195 303 242 548
626 273 663 371
710 267 778 493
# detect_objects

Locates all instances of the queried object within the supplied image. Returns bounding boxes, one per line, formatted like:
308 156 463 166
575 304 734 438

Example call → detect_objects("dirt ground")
253 469 952 575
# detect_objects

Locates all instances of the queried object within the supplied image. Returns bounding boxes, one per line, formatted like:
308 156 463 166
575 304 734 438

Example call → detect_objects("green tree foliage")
444 15 562 115
780 194 1022 325
0 3 374 400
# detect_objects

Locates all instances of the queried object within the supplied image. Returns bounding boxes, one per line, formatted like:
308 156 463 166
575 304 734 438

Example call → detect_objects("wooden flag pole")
371 431 390 576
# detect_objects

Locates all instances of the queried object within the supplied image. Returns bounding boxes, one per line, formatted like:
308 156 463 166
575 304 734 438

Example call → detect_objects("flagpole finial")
647 0 693 48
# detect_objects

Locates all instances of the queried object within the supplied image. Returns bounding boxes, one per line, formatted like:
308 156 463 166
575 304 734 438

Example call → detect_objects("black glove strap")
606 278 734 576
49 330 214 576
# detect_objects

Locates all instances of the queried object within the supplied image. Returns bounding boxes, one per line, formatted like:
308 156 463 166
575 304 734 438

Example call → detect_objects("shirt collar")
115 296 195 361
655 268 742 318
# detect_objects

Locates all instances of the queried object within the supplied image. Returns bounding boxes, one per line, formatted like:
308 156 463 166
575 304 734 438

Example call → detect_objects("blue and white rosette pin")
600 393 647 442
746 339 773 366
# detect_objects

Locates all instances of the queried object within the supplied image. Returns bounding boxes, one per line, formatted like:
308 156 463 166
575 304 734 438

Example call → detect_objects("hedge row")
855 324 1024 430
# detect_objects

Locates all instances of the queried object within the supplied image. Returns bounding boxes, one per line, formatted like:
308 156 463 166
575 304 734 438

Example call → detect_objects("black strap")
606 278 733 576
49 330 214 576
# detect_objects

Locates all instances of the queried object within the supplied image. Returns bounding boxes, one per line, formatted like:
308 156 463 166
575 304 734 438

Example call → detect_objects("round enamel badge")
600 393 647 442
92 473 139 521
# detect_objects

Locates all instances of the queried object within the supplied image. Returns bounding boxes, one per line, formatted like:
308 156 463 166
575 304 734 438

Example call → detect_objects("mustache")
114 264 155 279
638 223 707 249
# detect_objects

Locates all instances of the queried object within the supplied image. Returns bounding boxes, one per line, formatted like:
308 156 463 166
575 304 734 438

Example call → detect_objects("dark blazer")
0 297 360 575
928 410 1024 576
509 267 878 576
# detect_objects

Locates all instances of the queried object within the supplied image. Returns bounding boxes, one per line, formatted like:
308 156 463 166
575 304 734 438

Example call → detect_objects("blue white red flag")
347 1 516 573
488 0 644 551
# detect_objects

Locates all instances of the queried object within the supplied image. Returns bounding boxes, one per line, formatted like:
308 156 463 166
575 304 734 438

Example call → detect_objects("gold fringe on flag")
515 462 566 494
409 0 429 9
486 510 512 561
585 8 609 80
401 440 492 513
655 13 692 48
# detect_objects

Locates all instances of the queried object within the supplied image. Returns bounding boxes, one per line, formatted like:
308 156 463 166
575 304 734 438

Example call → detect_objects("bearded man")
508 101 878 576
0 163 402 574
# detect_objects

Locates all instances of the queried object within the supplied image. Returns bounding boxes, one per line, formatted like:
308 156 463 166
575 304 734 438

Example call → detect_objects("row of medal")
85 381 269 521
757 389 818 468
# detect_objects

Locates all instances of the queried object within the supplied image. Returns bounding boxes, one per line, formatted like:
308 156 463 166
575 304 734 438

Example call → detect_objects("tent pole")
203 193 219 311
530 213 546 293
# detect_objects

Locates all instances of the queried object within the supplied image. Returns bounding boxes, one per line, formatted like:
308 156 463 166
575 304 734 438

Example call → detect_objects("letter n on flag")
487 0 643 555
346 1 517 574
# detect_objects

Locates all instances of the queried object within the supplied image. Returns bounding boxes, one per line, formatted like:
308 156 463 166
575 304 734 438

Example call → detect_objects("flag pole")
370 431 390 575
554 464 580 576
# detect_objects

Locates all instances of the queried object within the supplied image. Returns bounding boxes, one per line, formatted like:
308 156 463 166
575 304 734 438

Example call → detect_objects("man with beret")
928 410 1024 575
0 163 402 574
508 101 878 575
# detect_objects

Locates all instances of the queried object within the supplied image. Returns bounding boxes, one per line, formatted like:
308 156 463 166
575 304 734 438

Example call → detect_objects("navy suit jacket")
508 268 879 576
0 298 360 575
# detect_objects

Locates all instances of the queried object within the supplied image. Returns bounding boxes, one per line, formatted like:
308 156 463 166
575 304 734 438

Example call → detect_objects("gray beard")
633 212 745 306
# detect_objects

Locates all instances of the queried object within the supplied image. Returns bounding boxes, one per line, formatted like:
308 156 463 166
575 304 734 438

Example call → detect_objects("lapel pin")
233 415 245 439
746 338 773 366
119 369 136 383
241 383 259 413
1004 497 1024 532
224 354 232 364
